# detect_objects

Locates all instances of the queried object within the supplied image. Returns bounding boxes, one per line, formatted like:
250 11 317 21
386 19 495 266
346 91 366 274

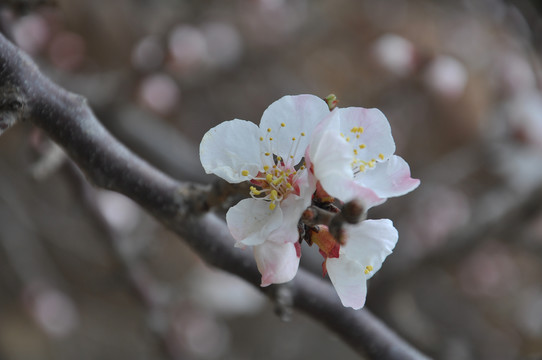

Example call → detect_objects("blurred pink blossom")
12 14 50 55
168 25 207 72
371 34 416 77
423 55 468 99
24 285 79 338
138 73 180 116
201 22 243 69
48 31 86 71
492 52 536 96
131 35 165 72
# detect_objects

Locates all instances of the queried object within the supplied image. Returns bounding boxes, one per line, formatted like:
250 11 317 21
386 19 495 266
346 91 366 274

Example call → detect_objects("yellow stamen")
301 132 305 136
273 175 284 185
378 153 385 160
364 265 373 275
241 170 249 176
270 190 278 200
267 128 271 132
250 186 261 195
263 165 270 171
269 202 276 210
281 123 285 127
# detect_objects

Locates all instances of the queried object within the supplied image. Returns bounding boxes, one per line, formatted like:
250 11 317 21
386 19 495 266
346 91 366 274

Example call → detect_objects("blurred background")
1 0 542 359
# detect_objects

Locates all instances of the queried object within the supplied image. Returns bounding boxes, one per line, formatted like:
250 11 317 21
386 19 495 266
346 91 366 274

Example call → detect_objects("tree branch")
0 33 429 360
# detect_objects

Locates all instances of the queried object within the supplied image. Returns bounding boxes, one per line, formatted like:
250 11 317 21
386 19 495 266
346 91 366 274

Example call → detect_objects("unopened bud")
324 94 338 111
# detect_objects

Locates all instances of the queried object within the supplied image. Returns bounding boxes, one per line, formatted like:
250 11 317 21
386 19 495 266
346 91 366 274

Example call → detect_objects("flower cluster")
199 94 419 309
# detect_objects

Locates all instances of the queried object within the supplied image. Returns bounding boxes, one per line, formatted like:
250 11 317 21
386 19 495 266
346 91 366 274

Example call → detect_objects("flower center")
243 122 308 210
338 126 384 175
249 163 304 210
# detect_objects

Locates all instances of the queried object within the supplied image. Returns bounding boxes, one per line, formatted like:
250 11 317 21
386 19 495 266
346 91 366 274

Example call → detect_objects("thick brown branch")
0 33 429 360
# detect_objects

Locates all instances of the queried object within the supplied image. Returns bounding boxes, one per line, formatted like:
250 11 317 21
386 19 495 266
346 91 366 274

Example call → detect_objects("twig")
0 32 430 360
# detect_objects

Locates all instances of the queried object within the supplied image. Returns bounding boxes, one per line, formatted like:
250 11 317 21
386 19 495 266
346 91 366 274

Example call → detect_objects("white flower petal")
297 165 318 200
341 219 398 278
260 95 330 166
226 198 283 246
309 129 355 201
267 194 309 244
326 257 368 309
254 241 300 286
356 155 420 198
337 107 395 163
200 119 262 183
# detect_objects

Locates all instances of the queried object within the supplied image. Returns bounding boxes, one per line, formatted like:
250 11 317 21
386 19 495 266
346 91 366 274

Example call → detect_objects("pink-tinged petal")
260 94 330 166
341 219 398 279
350 185 387 210
356 155 420 198
226 198 283 246
200 119 262 183
325 257 368 309
337 107 395 163
254 241 300 286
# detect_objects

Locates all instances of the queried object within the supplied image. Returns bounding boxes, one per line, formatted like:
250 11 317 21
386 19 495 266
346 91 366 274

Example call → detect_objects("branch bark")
0 33 430 360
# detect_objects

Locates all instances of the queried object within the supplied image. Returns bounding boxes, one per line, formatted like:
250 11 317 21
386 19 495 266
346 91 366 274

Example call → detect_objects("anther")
364 265 373 275
242 170 249 176
281 123 285 127
378 153 385 160
267 128 271 132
